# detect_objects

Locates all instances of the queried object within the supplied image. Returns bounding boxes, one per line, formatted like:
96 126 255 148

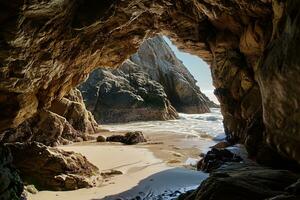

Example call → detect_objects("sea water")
101 108 225 200
102 108 225 141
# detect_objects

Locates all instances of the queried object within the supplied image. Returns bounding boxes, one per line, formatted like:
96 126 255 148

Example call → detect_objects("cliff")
79 36 216 123
0 0 300 199
79 67 178 123
121 36 218 113
2 89 100 146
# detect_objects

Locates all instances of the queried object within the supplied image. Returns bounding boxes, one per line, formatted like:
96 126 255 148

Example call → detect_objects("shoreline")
27 130 214 200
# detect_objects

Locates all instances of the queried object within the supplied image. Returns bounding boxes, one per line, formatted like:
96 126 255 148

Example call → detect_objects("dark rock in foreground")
6 142 101 191
106 131 147 145
197 148 243 172
181 164 300 200
0 146 23 200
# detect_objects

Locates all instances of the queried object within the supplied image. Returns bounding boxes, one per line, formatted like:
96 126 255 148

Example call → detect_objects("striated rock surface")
6 142 100 191
119 36 217 113
0 0 280 163
79 68 178 123
0 1 300 199
1 89 99 146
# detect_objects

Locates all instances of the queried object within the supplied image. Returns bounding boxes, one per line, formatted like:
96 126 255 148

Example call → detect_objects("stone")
1 89 100 146
106 131 147 145
0 0 299 166
197 148 243 172
6 142 101 191
123 131 147 145
101 170 123 178
0 145 23 200
0 1 300 199
79 68 178 123
106 135 127 144
24 185 38 194
119 36 218 113
183 163 300 200
96 135 106 142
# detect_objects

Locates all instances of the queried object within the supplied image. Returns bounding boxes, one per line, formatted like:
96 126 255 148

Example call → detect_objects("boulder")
6 142 101 191
106 131 147 145
79 69 178 123
182 164 300 200
96 135 106 142
123 131 147 145
197 148 243 172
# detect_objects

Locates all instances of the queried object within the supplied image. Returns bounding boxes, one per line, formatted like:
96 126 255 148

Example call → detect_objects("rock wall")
2 89 100 146
121 36 217 113
0 0 299 166
79 68 178 123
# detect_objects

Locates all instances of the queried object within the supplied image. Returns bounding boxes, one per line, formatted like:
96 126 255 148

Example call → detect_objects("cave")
1 0 300 199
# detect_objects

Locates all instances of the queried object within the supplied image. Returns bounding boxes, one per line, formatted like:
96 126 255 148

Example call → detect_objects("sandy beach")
27 130 212 200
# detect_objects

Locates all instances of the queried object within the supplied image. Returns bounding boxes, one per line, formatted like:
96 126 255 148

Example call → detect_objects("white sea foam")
102 108 225 141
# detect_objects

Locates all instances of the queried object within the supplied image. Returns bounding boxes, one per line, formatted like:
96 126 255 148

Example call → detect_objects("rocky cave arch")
0 0 300 198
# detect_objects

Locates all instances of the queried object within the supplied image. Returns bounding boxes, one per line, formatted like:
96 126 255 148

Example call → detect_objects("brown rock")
96 135 106 142
123 131 147 145
2 89 100 146
6 142 101 191
0 3 300 200
106 131 147 145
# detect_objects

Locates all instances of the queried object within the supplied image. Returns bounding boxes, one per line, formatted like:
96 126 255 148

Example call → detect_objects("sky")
163 36 219 104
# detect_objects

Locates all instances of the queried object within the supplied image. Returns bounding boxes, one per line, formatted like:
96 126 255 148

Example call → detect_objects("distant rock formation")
79 36 216 123
124 36 218 113
79 68 178 123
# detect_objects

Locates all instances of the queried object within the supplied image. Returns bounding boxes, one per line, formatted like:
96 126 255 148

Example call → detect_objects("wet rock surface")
79 68 178 123
6 142 101 191
181 163 300 200
106 131 147 145
197 148 243 173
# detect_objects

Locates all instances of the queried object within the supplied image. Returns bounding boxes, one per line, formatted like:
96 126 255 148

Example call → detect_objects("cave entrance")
71 35 226 199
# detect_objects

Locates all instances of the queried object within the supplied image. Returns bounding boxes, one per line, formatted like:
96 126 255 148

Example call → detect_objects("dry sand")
28 131 211 200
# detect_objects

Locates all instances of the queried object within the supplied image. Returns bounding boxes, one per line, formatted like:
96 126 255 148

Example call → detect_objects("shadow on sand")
94 168 208 200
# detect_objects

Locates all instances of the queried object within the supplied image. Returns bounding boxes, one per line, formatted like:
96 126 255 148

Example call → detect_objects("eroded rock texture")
120 36 217 113
1 89 99 146
79 67 178 123
0 0 299 168
6 142 100 191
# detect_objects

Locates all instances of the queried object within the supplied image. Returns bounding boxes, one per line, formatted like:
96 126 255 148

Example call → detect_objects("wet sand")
28 130 214 200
